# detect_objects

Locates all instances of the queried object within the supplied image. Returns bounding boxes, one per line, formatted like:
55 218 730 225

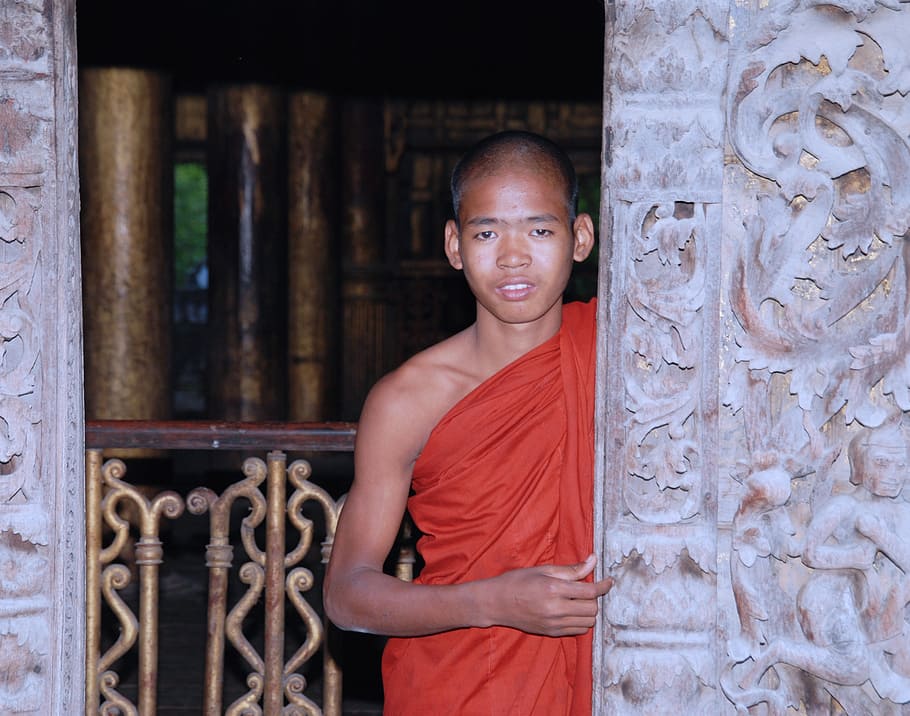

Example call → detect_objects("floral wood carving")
721 1 910 712
598 1 730 712
599 1 910 713
0 0 79 712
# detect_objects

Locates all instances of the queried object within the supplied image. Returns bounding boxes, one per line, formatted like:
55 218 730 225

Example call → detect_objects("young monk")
324 130 613 715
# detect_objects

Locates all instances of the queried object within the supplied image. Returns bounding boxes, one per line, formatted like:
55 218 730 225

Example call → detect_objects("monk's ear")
445 219 463 270
572 213 595 263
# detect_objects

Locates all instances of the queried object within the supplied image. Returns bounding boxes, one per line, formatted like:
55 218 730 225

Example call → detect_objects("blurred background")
76 0 606 425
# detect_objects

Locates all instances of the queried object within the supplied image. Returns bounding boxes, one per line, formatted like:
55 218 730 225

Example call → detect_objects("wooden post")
340 98 388 420
206 85 288 421
0 0 84 711
287 92 339 421
79 68 173 427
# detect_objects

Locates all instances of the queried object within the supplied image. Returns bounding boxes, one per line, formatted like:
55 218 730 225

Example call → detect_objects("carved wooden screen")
595 1 910 713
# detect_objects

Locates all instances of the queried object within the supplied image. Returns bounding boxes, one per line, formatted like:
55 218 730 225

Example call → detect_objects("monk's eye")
531 228 554 238
475 231 497 241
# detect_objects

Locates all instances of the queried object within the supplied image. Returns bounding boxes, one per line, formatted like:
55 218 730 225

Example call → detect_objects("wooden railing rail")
85 419 358 451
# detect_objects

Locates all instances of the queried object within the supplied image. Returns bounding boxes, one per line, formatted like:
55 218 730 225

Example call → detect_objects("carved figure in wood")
803 422 910 693
728 464 801 658
725 421 910 710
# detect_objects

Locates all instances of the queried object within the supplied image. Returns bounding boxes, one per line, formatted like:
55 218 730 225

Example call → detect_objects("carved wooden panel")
597 1 910 713
0 0 83 712
596 2 728 711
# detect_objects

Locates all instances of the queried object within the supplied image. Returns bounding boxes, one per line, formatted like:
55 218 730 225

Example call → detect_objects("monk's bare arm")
324 362 613 638
323 368 480 636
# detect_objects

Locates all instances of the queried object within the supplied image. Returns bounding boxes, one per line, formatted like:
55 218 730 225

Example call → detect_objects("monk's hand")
482 554 613 637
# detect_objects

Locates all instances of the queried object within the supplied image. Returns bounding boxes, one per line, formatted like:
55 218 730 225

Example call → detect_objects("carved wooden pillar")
595 4 727 711
340 98 389 420
287 92 339 421
79 68 173 425
595 2 910 713
0 0 84 711
207 85 287 420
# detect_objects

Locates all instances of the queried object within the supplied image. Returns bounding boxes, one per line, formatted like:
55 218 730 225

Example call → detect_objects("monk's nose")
496 236 530 268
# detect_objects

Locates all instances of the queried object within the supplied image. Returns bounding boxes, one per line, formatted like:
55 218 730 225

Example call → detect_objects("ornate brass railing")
84 420 384 716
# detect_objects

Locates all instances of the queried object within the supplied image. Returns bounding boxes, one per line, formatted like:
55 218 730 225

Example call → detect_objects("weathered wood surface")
84 419 357 451
0 0 84 711
596 1 910 713
79 68 173 424
339 98 390 420
207 84 288 421
288 92 340 421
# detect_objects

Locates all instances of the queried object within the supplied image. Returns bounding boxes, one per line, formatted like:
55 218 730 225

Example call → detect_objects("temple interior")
76 2 606 712
76 0 606 423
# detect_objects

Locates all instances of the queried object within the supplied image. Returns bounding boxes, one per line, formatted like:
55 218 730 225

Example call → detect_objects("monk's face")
444 164 593 328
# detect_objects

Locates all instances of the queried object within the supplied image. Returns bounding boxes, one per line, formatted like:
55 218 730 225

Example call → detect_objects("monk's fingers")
541 554 597 582
539 592 600 624
550 575 614 601
544 610 602 636
572 553 597 579
594 576 614 596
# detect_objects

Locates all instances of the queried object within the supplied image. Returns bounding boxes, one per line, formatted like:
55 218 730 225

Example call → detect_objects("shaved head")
450 131 579 227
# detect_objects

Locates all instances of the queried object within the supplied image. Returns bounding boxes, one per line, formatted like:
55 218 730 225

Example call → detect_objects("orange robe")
382 299 597 715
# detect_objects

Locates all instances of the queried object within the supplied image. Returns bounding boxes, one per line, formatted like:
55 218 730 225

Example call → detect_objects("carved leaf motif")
636 438 698 491
0 396 39 463
846 317 910 414
0 0 47 65
776 9 863 74
616 0 727 35
732 310 810 375
860 6 910 94
881 351 910 410
0 630 44 712
843 372 889 425
790 362 831 410
776 164 829 204
642 209 697 268
628 327 684 372
812 67 872 113
627 276 704 332
823 189 877 256
0 99 43 164
0 190 33 244
848 331 896 369
743 195 815 308
734 528 770 568
624 372 696 432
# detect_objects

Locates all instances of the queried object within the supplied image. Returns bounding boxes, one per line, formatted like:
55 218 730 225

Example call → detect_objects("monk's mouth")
497 282 535 299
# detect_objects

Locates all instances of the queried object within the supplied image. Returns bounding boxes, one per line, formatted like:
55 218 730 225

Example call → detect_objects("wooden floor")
96 455 385 714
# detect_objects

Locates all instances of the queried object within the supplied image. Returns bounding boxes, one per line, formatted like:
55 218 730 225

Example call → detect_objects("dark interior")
75 0 606 100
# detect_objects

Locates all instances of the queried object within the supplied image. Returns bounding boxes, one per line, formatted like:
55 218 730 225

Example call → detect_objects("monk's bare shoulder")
357 327 480 469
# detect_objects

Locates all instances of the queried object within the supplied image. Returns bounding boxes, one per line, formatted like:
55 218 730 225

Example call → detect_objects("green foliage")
567 174 600 301
174 162 208 288
577 173 600 229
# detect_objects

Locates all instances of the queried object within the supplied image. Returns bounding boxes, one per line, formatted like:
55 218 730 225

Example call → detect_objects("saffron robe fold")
382 299 597 716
